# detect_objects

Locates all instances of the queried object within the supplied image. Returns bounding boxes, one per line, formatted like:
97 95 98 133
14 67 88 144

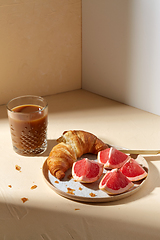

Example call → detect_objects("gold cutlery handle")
119 149 160 155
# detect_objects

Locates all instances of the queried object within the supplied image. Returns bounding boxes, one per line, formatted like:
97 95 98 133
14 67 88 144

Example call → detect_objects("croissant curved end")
55 170 65 180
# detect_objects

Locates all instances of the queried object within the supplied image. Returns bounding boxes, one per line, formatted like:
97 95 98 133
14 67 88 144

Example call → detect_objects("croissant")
47 130 108 180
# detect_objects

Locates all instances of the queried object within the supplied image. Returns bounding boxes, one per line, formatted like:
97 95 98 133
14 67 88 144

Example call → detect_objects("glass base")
13 142 47 156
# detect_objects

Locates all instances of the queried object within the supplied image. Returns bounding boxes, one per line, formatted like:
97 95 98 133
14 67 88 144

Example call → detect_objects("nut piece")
15 165 21 171
21 197 28 203
31 185 37 190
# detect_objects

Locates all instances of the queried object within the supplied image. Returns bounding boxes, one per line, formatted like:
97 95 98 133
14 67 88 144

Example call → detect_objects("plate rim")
42 154 149 203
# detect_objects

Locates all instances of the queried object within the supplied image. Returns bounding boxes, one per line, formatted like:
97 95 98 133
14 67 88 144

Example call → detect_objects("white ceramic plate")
42 153 149 203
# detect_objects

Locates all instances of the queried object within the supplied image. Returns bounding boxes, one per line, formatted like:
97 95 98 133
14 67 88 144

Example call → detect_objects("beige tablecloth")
0 89 160 240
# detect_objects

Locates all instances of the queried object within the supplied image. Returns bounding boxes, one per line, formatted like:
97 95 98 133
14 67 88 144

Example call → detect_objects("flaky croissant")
47 130 108 180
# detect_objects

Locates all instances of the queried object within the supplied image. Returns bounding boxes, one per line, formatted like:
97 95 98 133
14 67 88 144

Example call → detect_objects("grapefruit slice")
120 158 148 181
72 158 104 183
97 148 110 164
99 169 134 195
98 147 130 169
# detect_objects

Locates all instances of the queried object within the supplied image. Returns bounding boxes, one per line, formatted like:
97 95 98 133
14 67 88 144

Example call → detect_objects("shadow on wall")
82 0 160 116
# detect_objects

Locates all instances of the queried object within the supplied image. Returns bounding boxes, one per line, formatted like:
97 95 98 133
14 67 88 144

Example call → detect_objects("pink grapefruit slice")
120 158 148 181
72 158 104 183
99 169 134 195
98 147 130 169
97 148 110 164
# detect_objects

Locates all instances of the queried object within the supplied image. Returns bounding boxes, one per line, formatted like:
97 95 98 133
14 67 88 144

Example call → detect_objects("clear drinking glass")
7 95 48 156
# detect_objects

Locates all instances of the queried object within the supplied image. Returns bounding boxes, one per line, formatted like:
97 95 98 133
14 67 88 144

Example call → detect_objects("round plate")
42 154 149 203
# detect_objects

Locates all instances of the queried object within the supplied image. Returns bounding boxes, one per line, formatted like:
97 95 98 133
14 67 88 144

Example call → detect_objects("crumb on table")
31 185 37 190
15 165 21 171
21 197 28 203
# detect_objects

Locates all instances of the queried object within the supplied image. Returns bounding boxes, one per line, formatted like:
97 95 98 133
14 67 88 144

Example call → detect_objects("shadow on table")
0 159 160 238
41 139 58 157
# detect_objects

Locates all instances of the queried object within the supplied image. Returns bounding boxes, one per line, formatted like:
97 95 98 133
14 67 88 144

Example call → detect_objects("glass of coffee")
7 95 48 156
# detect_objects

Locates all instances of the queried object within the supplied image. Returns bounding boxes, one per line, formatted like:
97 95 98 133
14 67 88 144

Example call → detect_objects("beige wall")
0 0 81 105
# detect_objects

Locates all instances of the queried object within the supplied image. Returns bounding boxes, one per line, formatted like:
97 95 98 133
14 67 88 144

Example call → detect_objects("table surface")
0 89 160 240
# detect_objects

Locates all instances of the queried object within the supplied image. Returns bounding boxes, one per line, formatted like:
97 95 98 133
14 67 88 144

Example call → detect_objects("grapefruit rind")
72 158 104 183
120 158 148 181
99 169 134 195
98 147 130 169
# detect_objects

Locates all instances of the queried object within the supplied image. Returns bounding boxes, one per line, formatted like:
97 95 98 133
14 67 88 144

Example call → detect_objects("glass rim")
6 95 48 114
